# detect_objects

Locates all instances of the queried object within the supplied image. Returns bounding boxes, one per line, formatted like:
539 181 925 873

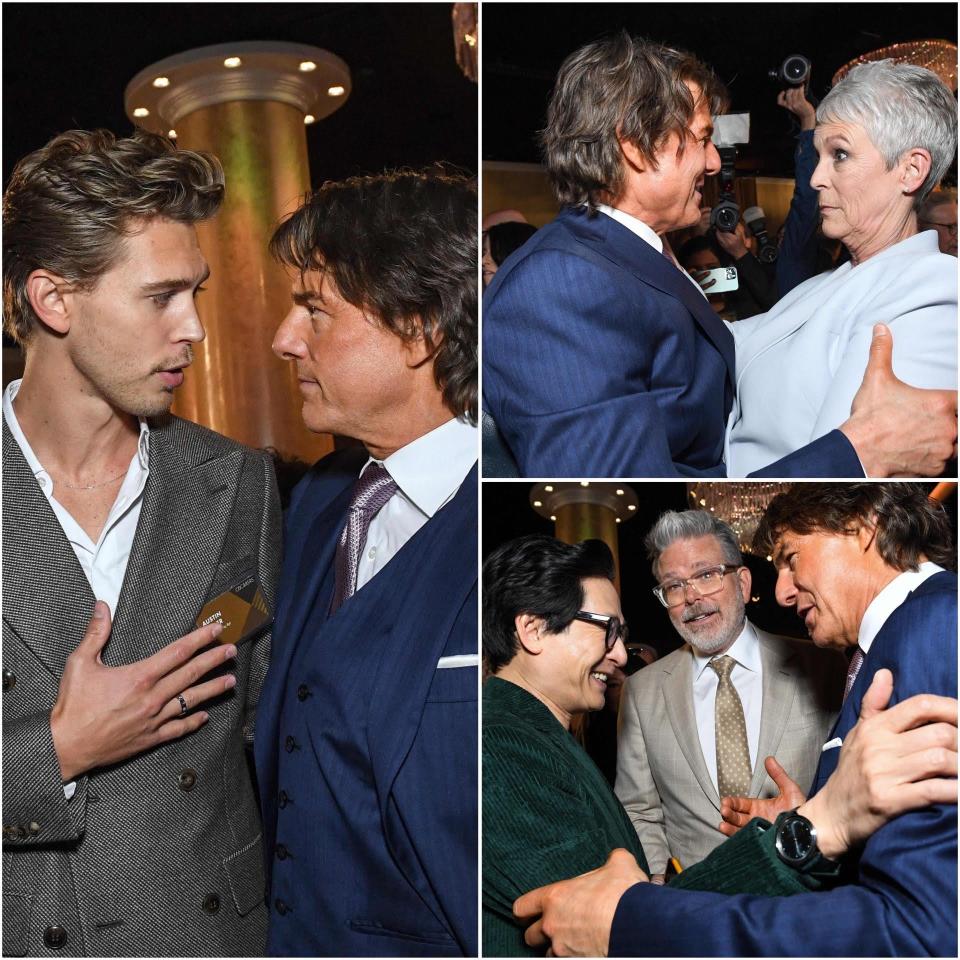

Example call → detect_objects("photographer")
775 86 831 297
714 216 779 317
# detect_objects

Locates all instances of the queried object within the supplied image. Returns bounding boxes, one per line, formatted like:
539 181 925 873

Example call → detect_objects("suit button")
2 669 15 692
5 825 24 840
202 893 220 914
178 769 197 791
27 822 40 836
44 926 68 949
274 899 289 916
276 843 290 861
278 790 289 809
284 736 298 753
296 684 310 701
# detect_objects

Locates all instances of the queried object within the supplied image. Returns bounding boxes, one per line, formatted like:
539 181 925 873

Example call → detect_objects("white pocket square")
821 736 843 752
436 654 479 669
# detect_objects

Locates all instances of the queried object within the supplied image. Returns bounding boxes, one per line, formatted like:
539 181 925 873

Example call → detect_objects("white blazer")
725 230 957 476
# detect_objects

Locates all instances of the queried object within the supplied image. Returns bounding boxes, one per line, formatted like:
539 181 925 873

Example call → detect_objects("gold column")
125 42 351 461
530 483 639 594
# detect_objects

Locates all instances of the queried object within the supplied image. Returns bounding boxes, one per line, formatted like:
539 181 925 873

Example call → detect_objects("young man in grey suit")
2 130 280 956
616 510 844 877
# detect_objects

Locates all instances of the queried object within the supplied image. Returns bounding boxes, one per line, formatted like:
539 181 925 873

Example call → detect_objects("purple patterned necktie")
843 647 865 702
329 462 398 615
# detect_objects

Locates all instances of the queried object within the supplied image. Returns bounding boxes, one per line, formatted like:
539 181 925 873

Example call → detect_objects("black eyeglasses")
572 611 628 650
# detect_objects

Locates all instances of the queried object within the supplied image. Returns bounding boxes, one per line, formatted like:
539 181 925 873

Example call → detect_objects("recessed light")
168 130 177 139
133 107 150 118
152 76 170 88
299 61 317 72
224 57 242 68
304 114 316 125
327 85 346 97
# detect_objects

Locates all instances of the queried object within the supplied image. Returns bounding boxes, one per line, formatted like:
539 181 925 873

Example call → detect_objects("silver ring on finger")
177 693 188 717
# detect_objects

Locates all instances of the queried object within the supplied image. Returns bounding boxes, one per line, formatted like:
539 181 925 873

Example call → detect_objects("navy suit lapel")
366 466 477 802
563 207 737 394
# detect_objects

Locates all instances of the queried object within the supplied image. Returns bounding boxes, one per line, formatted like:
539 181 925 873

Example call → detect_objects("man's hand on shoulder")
50 602 238 781
841 324 957 477
799 668 959 858
513 849 648 957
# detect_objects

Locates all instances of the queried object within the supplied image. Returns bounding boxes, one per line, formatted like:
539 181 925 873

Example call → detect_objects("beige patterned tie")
709 655 752 799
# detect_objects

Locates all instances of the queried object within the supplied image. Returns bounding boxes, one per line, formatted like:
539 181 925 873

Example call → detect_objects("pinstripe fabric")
2 415 281 957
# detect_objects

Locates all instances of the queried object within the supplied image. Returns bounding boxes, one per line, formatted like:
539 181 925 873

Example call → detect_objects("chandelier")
685 483 783 556
452 3 478 83
832 40 958 92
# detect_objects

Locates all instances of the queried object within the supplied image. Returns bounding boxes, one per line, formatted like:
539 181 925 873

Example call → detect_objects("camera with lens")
709 145 740 234
768 54 812 87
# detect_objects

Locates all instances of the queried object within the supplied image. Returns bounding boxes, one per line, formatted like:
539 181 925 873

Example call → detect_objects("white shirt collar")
858 562 944 655
595 203 664 253
3 378 151 475
691 617 760 680
362 416 477 518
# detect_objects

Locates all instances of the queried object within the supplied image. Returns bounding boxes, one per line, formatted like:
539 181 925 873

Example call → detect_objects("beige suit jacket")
615 625 844 874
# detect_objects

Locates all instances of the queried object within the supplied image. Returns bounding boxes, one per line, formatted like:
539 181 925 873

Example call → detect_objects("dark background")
482 482 958 659
483 2 958 179
2 2 477 186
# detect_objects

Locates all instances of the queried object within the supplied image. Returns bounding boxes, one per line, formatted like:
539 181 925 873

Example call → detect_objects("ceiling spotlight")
168 130 177 139
533 500 542 508
133 107 150 118
304 114 316 125
299 61 317 72
224 57 242 68
544 485 554 493
152 76 170 88
628 504 637 511
616 489 624 496
580 481 590 487
549 515 557 522
327 85 346 97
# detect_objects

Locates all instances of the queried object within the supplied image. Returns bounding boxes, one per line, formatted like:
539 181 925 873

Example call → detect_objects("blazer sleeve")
747 429 865 478
243 451 282 744
609 591 958 958
614 680 671 874
2 708 88 846
483 249 692 478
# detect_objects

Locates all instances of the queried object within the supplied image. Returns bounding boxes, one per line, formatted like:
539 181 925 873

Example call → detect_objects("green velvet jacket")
482 677 820 957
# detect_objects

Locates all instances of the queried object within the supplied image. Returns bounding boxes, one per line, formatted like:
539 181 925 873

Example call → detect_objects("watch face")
779 816 813 861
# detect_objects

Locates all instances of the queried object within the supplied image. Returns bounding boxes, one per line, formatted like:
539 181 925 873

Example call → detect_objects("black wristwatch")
773 809 840 876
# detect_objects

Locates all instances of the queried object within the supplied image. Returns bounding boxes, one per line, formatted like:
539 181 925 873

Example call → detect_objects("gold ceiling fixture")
832 40 958 92
452 3 478 83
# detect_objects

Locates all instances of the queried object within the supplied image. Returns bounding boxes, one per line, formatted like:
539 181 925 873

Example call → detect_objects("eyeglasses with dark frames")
652 564 741 608
572 611 629 650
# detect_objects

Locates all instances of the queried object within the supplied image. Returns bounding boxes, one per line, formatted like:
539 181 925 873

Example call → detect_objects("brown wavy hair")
270 168 478 423
753 483 956 572
3 129 224 345
542 32 728 210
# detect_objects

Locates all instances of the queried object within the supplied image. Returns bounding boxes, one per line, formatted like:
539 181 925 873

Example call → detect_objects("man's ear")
736 565 752 603
899 147 932 199
25 269 74 335
618 136 649 176
515 613 547 655
400 315 442 369
857 516 880 554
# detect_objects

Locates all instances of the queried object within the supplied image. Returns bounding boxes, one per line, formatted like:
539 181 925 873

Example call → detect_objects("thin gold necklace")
57 469 127 491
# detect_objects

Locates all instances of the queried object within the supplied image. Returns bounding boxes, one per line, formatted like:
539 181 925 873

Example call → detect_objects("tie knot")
709 655 736 679
350 462 398 517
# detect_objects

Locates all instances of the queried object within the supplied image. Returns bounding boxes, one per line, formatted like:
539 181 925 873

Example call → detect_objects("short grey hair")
645 510 742 578
817 60 958 205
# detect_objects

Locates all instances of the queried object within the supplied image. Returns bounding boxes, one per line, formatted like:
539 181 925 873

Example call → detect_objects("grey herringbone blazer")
2 415 281 957
615 626 845 874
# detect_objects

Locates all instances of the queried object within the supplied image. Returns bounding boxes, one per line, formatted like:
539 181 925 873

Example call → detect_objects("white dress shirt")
355 416 477 590
690 619 763 793
858 561 945 658
595 203 708 299
3 379 150 617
